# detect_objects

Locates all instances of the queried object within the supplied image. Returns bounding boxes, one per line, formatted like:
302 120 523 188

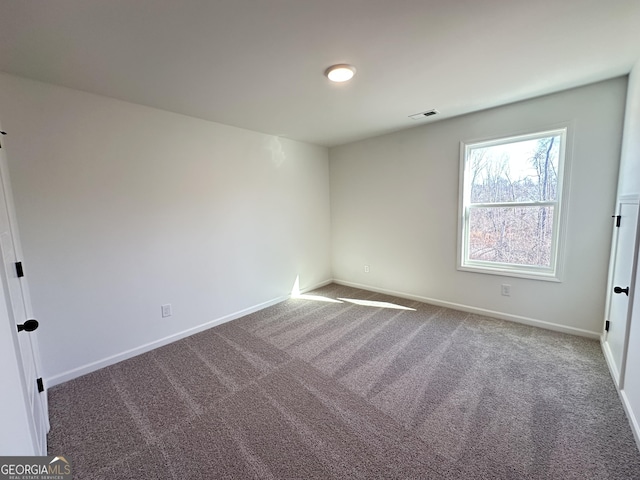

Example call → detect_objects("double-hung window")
458 128 568 280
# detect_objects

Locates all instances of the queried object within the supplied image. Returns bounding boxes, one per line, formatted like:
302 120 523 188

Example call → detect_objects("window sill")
457 264 562 282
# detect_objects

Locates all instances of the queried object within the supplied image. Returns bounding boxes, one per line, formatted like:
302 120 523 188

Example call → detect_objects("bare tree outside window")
460 129 566 278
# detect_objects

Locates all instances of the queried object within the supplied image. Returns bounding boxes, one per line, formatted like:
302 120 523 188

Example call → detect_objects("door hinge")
612 215 621 227
605 320 610 332
37 377 44 393
15 261 24 278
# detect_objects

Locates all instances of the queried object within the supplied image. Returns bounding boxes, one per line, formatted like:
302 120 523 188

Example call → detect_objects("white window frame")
457 127 570 282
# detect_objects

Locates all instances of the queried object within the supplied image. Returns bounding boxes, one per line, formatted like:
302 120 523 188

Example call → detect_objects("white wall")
619 60 640 446
330 78 627 336
617 65 640 197
0 73 331 385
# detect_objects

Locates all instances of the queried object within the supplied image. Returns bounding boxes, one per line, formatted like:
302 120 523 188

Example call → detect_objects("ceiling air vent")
409 109 439 120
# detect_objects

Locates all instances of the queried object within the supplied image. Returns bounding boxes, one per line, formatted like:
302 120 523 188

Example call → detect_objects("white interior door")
0 279 38 454
604 196 640 386
0 139 48 454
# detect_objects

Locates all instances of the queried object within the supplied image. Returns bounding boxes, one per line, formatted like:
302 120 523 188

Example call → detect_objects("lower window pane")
468 206 554 267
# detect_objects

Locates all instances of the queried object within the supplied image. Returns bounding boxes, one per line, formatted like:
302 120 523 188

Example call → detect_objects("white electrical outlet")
364 265 370 273
501 284 511 297
161 304 172 317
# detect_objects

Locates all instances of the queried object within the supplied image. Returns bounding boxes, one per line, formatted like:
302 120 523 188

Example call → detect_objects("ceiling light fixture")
325 64 356 82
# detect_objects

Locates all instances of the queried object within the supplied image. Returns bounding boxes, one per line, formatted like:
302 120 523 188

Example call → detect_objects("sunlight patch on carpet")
338 298 416 311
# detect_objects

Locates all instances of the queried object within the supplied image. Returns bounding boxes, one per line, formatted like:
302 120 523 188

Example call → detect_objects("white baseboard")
47 277 598 387
333 279 600 339
601 338 640 452
620 389 640 452
601 336 621 388
46 279 332 388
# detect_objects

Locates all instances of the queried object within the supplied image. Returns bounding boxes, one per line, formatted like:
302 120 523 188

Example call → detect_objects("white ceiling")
1 0 639 147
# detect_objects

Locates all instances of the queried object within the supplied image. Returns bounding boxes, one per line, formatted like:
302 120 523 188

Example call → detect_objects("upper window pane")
469 135 561 204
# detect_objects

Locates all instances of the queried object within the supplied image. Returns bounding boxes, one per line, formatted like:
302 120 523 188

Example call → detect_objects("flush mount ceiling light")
325 64 356 82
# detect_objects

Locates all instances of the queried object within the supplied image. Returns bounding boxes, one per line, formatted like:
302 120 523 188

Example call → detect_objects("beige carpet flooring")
47 283 640 479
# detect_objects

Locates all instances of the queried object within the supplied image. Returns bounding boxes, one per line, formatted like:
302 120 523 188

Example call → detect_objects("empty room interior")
2 1 640 478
